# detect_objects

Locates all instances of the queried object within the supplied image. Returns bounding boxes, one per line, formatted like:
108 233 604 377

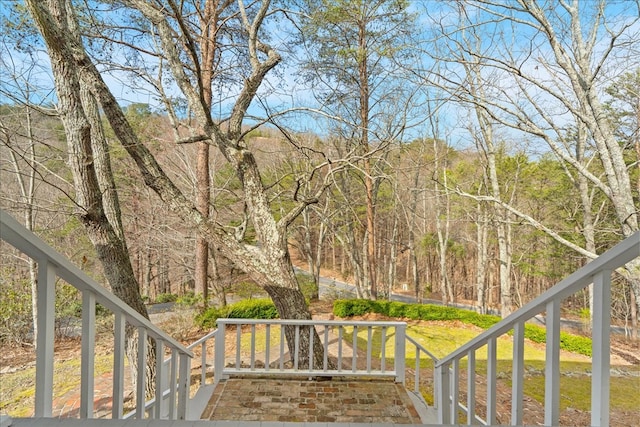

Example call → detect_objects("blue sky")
1 0 639 153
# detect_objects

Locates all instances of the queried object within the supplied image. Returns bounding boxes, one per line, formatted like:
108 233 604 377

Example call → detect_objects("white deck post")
177 352 190 420
136 328 147 419
34 260 56 418
154 339 165 419
467 350 475 425
80 291 96 418
168 348 177 420
451 359 459 423
112 312 126 419
511 321 525 425
200 341 207 385
437 363 451 424
394 323 406 383
591 270 611 427
214 323 226 384
545 299 561 426
486 337 497 425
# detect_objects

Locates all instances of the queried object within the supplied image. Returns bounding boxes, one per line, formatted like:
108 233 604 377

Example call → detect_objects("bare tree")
24 0 340 367
422 0 640 315
294 0 418 299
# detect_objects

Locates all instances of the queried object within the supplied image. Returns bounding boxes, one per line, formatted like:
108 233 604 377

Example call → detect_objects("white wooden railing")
406 335 439 407
212 318 408 382
0 209 193 420
435 232 640 427
184 319 439 409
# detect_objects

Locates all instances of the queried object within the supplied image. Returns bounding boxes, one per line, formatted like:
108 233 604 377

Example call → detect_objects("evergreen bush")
333 299 592 356
196 298 278 329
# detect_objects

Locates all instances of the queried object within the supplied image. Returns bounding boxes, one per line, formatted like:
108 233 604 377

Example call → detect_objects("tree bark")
26 0 155 398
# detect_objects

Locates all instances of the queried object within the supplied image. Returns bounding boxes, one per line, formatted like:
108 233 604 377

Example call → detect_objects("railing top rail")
216 318 407 327
405 335 439 362
436 231 640 367
187 328 218 350
0 209 193 357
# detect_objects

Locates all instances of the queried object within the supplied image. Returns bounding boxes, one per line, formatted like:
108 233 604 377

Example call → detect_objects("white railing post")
200 341 207 385
80 291 96 418
380 326 387 372
437 363 451 424
591 270 611 427
511 321 525 425
177 352 190 420
545 299 561 426
467 350 475 425
486 337 497 425
266 324 272 371
136 328 147 419
34 260 55 418
112 312 126 419
154 339 165 419
394 323 406 383
414 347 421 393
214 323 226 384
168 348 177 420
451 359 459 424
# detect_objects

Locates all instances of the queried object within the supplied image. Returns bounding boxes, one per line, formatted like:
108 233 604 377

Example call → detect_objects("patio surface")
201 378 428 424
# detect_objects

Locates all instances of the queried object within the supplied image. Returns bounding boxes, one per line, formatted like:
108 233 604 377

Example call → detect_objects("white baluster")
545 299 561 426
467 350 475 425
168 348 177 419
487 337 497 424
511 321 525 425
394 324 406 383
34 260 55 418
80 291 96 418
591 270 611 427
437 363 451 424
136 327 147 419
214 323 226 384
112 312 125 418
154 339 165 419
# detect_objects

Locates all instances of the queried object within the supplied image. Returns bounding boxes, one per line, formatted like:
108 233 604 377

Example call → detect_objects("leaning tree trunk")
36 0 331 366
26 0 155 399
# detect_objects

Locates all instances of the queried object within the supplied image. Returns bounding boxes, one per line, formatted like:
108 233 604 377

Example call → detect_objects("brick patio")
201 378 424 423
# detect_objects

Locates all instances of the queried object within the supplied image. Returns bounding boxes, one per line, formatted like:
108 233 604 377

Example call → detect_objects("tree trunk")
5 106 39 346
263 285 327 369
387 202 399 299
195 141 210 306
29 0 329 367
26 0 155 397
476 201 488 314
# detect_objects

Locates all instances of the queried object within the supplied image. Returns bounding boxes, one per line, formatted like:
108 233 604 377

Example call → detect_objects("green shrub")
560 332 592 356
404 304 423 320
224 299 278 319
156 293 178 304
523 324 547 343
388 301 406 318
195 306 222 329
333 299 352 317
196 298 278 329
469 313 501 329
333 298 592 357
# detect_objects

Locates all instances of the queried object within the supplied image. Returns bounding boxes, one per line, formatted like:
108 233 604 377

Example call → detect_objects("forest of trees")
1 0 639 347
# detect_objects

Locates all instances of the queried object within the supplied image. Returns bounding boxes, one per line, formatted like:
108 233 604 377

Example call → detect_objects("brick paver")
201 378 422 423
